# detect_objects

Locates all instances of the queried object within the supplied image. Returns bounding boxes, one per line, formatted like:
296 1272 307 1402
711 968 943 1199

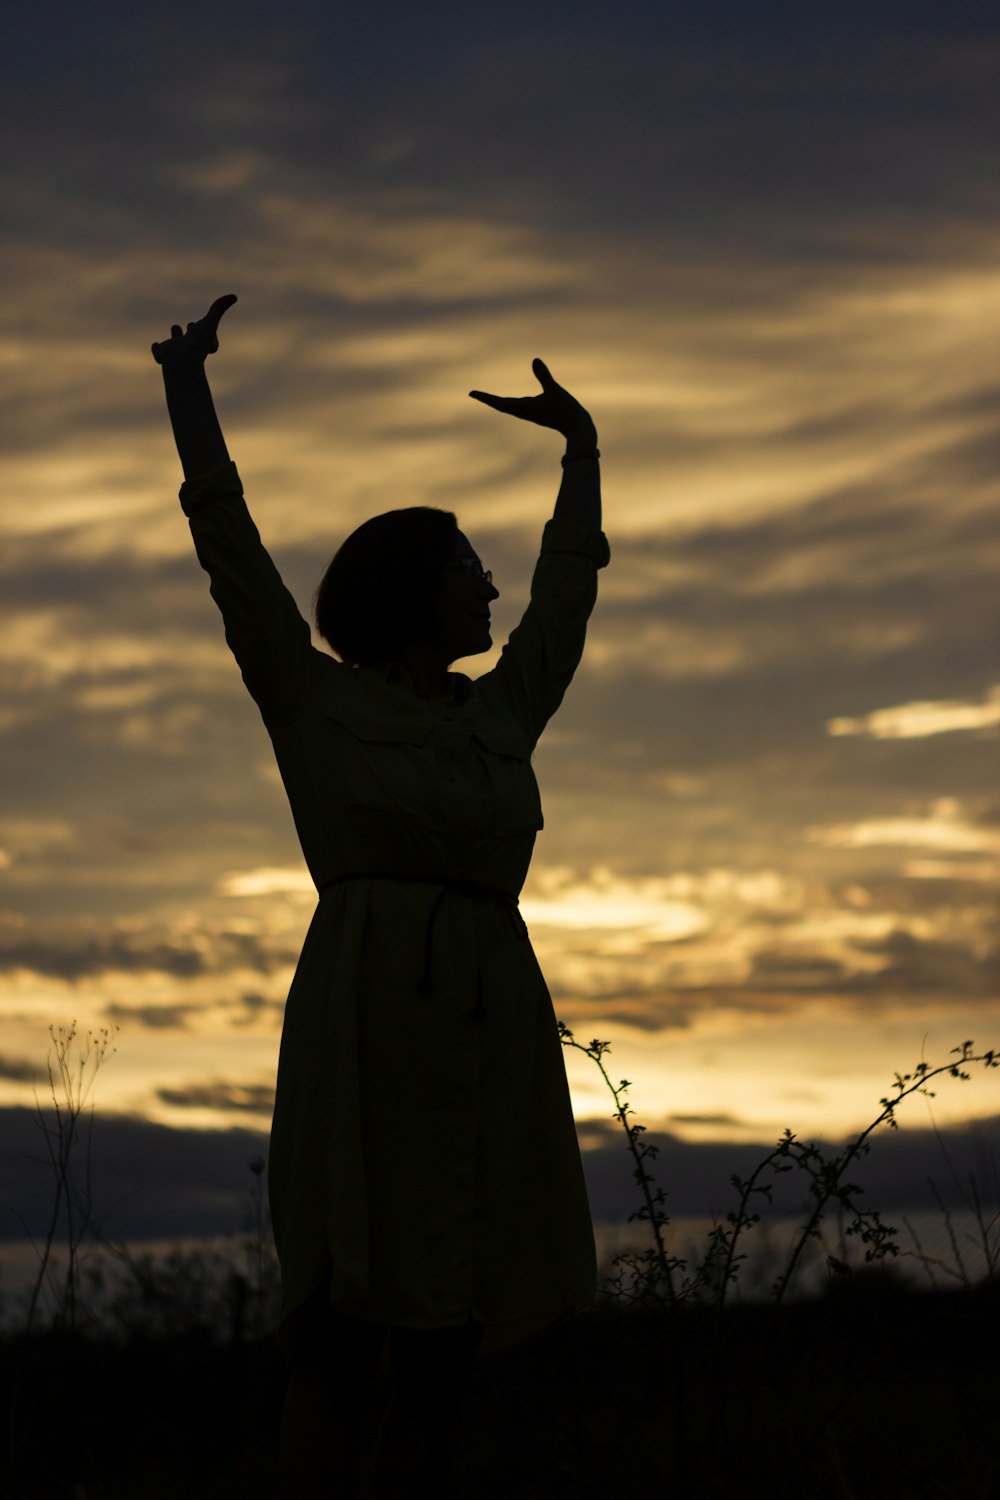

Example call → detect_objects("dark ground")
3 1280 999 1499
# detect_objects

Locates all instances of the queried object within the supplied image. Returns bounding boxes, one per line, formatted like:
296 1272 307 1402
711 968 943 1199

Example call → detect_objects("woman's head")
315 507 498 667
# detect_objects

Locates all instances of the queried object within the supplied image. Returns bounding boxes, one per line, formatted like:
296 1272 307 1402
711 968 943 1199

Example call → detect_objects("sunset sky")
2 0 998 1240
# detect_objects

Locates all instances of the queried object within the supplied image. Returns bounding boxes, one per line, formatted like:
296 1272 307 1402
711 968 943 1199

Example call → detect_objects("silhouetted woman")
152 295 609 1498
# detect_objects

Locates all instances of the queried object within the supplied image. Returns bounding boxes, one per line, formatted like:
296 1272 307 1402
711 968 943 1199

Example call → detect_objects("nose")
470 579 498 604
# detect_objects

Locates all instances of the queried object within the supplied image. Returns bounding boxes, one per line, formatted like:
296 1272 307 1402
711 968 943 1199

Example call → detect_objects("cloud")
522 867 710 941
0 1107 269 1242
903 860 1000 883
12 2 992 271
1 0 997 1148
3 1101 998 1246
585 1114 1000 1223
829 687 1000 740
216 868 316 898
846 929 1000 998
0 922 297 983
748 951 850 989
225 992 284 1028
0 1055 40 1084
0 820 78 861
808 806 1000 855
154 1080 275 1115
104 1003 199 1031
668 1113 744 1128
0 936 207 982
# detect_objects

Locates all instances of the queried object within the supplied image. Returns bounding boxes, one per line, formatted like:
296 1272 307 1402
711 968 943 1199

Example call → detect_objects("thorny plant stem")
714 1154 781 1313
558 1025 677 1302
773 1042 998 1304
561 1029 999 1496
557 1025 691 1493
560 1031 999 1310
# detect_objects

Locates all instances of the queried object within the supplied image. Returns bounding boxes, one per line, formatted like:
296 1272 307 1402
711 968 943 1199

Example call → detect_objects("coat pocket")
323 699 436 829
472 723 545 836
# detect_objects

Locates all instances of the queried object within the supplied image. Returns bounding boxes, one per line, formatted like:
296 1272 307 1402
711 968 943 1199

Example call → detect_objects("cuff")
179 460 244 517
541 516 611 569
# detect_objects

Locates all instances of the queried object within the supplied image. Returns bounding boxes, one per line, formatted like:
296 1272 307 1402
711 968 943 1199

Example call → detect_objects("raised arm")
469 360 609 747
153 293 237 480
469 357 601 530
151 296 314 728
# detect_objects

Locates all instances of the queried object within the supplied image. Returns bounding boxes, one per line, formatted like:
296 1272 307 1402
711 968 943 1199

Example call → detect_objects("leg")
373 1320 483 1499
279 1299 388 1499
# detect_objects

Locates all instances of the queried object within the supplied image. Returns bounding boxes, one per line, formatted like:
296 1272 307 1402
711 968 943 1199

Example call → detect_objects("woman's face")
433 531 500 663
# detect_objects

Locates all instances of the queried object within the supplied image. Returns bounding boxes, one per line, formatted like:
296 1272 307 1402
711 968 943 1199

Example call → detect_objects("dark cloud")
103 1002 199 1031
0 543 214 616
0 928 296 982
749 952 851 989
0 1055 40 1084
668 1113 744 1128
855 874 998 913
554 995 698 1034
226 993 284 1028
3 1 996 265
0 936 206 982
3 1104 997 1247
534 477 999 815
556 958 1000 1036
99 994 284 1032
846 930 1000 998
742 933 1000 1001
0 1107 268 1242
599 541 997 708
155 1081 276 1115
582 1114 1000 1222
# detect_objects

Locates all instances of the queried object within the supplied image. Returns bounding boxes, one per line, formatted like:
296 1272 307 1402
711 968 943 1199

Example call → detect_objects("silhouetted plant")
559 1029 1000 1309
6 1021 117 1498
4 1023 1000 1496
773 1040 997 1303
557 1024 695 1489
241 1153 279 1343
17 1021 117 1338
901 1121 1000 1290
94 1236 276 1344
558 1025 685 1307
557 1030 1000 1493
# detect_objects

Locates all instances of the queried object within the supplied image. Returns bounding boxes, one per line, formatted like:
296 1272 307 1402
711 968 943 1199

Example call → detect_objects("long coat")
180 462 611 1352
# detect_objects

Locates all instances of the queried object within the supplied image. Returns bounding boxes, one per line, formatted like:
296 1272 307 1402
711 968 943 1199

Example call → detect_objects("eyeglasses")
446 559 493 586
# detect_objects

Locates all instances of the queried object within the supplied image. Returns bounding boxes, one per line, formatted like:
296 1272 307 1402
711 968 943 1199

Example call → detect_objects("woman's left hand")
151 293 238 371
469 359 596 441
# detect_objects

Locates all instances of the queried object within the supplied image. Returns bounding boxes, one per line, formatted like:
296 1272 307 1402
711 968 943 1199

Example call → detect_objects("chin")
455 631 492 660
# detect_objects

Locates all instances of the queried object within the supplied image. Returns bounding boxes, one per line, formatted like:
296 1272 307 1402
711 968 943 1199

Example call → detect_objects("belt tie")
317 873 528 997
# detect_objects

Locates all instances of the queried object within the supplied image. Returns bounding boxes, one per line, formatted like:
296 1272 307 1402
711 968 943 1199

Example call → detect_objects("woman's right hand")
151 293 238 370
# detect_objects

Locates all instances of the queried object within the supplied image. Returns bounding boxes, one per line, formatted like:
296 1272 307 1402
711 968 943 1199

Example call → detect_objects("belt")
317 873 529 996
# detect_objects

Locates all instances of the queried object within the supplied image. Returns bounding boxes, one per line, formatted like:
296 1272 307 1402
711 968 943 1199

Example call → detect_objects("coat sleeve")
483 516 610 750
180 461 316 728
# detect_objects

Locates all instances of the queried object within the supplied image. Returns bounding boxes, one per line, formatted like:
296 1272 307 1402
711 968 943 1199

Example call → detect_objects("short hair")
314 506 459 666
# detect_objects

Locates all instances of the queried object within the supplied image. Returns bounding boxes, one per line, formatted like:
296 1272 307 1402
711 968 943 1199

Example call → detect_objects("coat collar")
365 659 474 706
